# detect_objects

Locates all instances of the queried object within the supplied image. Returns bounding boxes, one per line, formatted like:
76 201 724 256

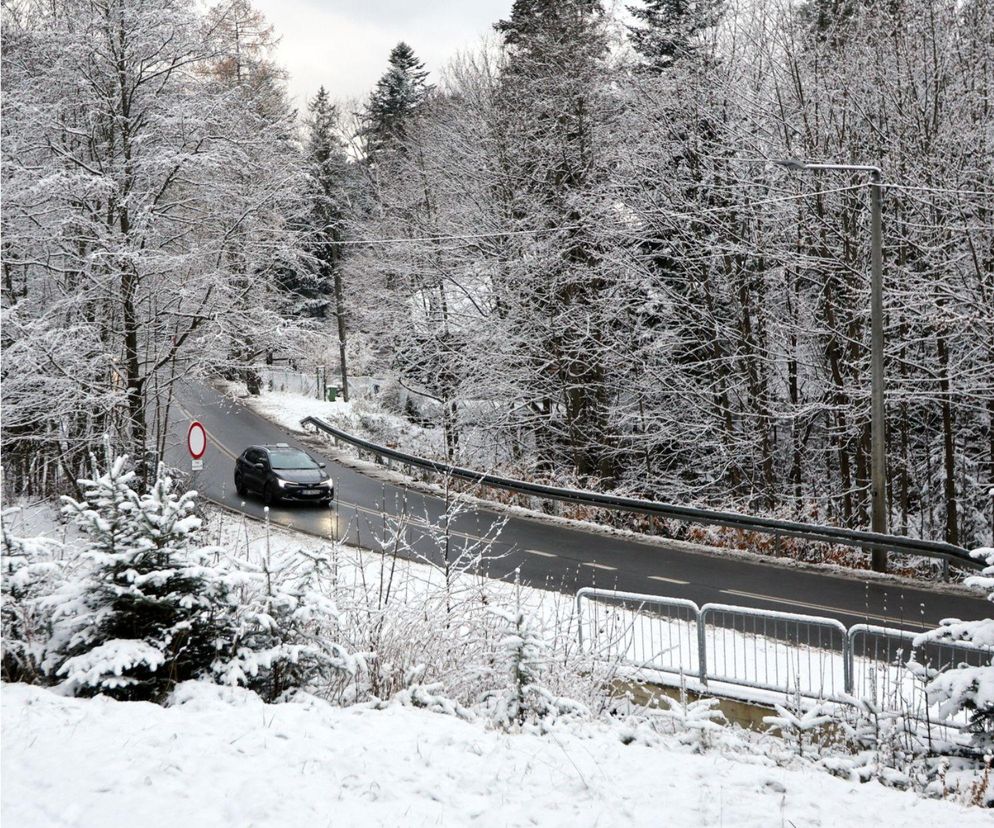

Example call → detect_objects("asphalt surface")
168 381 990 632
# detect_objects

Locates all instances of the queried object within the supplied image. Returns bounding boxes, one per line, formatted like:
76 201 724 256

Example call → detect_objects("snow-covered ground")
3 680 989 828
4 492 992 823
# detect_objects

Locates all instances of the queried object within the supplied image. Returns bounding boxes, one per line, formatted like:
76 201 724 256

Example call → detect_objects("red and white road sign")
187 421 207 460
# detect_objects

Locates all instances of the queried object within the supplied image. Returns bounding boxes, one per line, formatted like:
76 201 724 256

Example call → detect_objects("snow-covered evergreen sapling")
763 689 833 758
1 512 65 683
218 545 363 702
485 600 587 730
915 547 994 755
655 679 727 750
49 454 235 701
390 665 474 721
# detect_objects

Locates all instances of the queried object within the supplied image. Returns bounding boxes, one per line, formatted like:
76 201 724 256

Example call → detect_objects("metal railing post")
576 589 586 652
844 627 854 695
697 607 708 686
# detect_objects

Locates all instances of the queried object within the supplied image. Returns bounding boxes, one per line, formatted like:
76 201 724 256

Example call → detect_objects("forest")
2 0 992 549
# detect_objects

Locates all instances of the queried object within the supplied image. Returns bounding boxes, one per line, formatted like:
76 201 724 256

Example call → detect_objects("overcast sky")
253 0 513 110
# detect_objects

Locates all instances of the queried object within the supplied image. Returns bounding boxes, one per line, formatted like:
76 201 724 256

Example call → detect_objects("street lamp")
774 159 888 573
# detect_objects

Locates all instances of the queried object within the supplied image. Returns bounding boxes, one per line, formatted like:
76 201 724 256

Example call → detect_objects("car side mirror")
253 462 265 470
319 462 326 469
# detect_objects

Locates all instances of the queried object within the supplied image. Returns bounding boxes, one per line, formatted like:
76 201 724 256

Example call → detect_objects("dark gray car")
234 444 333 506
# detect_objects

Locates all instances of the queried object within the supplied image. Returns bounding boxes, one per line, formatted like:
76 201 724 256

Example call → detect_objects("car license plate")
303 489 321 495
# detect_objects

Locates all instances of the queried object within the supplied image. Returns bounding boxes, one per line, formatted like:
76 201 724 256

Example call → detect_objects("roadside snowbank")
3 681 987 828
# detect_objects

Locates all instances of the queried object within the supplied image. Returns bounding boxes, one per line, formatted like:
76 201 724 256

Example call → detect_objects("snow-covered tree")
1 513 66 684
485 599 587 728
916 547 994 754
627 0 725 70
1 0 312 487
219 546 363 702
303 86 358 398
49 454 234 701
362 42 434 163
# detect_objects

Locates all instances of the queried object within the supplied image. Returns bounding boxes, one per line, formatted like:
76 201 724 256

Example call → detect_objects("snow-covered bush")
916 547 994 755
483 602 588 729
1 512 66 683
218 545 364 702
657 686 728 749
46 454 236 701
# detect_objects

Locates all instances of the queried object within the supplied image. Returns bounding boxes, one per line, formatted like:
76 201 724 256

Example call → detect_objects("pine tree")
50 454 234 701
486 602 586 728
495 0 603 47
363 42 434 161
492 0 622 485
1 513 65 684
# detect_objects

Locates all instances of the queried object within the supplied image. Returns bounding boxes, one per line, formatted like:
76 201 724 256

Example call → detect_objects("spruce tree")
490 0 621 485
495 0 602 48
304 87 354 397
487 603 587 728
219 547 358 702
363 42 434 161
51 454 234 701
627 0 724 71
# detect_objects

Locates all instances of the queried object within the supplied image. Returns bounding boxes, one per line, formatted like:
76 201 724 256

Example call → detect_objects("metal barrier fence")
575 588 991 717
700 603 848 701
300 415 980 570
258 366 320 399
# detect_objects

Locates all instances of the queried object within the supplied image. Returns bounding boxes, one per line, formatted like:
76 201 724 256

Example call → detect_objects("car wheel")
234 473 247 497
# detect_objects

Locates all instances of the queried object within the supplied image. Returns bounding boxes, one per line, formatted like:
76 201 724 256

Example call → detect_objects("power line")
316 183 872 248
884 183 993 197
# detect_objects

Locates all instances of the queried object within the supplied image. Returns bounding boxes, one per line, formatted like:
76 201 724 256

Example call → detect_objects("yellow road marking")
720 589 915 627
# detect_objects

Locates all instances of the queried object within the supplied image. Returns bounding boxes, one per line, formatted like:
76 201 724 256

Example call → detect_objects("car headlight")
276 478 288 488
321 478 333 487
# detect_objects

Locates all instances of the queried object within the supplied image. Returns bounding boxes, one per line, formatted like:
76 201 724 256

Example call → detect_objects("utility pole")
775 160 888 572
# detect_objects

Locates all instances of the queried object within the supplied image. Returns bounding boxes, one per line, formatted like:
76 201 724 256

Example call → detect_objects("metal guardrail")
300 415 980 569
576 588 992 719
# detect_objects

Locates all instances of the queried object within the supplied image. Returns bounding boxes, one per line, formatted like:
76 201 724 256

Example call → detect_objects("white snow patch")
4 681 990 828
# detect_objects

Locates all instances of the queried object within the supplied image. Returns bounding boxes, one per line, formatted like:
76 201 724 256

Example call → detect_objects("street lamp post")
775 160 888 573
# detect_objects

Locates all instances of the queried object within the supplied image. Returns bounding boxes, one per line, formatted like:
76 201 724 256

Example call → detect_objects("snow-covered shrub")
652 685 727 751
47 454 235 701
1 513 66 683
390 672 474 721
916 547 994 755
763 691 834 758
218 545 364 702
483 604 588 729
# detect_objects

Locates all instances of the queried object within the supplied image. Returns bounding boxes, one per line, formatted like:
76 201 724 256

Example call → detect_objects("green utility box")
326 386 339 402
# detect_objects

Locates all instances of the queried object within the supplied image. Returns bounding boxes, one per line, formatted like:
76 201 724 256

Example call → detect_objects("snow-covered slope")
2 681 986 828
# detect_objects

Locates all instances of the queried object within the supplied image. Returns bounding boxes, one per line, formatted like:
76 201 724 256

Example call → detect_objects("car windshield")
268 449 318 470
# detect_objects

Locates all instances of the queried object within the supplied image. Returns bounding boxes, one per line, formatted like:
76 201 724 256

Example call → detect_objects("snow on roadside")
3 680 987 828
242 385 356 435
